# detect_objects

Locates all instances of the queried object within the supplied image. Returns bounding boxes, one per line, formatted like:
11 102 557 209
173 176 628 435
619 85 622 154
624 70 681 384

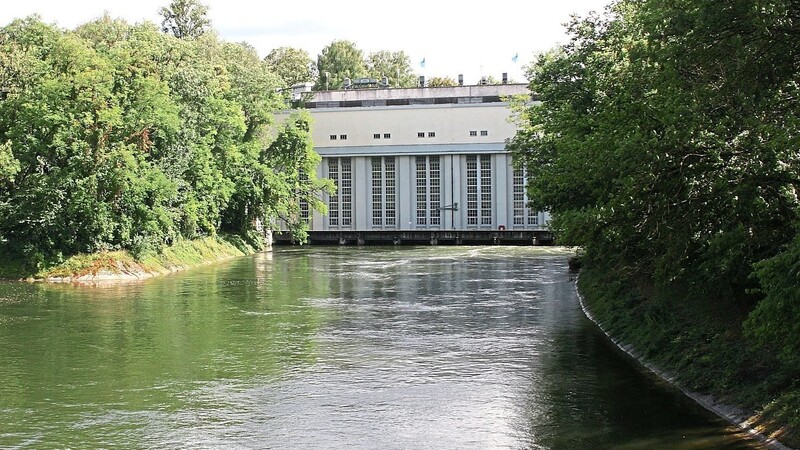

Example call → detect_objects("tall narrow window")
328 158 339 226
416 157 427 226
372 157 383 227
341 158 352 227
480 155 492 226
299 171 309 224
415 156 442 228
327 157 352 229
371 156 397 229
385 157 396 227
466 156 478 226
466 155 492 227
429 156 441 226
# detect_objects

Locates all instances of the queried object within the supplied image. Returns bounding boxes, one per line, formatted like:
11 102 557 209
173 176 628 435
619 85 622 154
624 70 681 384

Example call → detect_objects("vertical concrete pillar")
452 154 465 229
354 156 369 230
495 153 509 229
397 156 413 230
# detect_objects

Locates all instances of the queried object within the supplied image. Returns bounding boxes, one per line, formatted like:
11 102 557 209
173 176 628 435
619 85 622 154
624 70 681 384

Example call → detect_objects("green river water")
0 246 763 449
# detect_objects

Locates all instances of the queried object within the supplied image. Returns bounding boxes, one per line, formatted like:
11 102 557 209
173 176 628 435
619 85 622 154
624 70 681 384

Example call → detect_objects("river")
0 246 762 449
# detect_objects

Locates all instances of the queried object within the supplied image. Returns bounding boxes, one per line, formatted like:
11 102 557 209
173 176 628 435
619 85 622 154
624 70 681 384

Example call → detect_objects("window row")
328 130 489 141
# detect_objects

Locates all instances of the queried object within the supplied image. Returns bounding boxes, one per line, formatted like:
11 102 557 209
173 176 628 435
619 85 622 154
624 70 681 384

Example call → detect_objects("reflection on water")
0 246 761 449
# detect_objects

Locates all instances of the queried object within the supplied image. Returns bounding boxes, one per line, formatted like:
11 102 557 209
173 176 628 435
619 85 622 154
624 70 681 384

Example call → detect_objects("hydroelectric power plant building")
278 79 552 245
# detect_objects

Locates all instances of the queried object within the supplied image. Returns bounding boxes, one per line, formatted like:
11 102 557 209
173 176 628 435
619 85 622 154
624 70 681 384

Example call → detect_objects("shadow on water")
517 281 762 450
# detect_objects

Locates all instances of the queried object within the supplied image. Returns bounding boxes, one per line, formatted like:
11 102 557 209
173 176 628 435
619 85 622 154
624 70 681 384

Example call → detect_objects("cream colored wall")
310 103 518 148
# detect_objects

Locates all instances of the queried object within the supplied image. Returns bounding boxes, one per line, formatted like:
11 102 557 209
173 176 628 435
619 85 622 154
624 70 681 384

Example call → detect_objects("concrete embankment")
575 277 793 450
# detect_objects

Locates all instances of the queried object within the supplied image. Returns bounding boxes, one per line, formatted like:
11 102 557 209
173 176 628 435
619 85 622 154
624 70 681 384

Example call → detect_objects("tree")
315 40 366 90
265 47 317 87
0 142 19 183
427 76 457 87
508 0 800 390
233 111 334 241
0 13 330 267
509 0 800 291
366 50 417 88
158 0 211 39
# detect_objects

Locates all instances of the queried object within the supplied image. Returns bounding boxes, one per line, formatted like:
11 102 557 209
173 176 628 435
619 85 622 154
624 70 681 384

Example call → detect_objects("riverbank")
0 234 268 284
576 264 797 449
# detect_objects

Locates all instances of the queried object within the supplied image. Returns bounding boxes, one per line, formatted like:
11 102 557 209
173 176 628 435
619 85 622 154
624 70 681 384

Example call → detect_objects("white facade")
293 84 549 232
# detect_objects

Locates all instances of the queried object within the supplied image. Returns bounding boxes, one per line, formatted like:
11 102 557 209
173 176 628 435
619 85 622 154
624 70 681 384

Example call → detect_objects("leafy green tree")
509 0 800 390
510 0 800 289
0 142 19 182
0 13 331 267
747 234 800 369
315 40 366 90
366 50 417 88
223 111 334 241
427 76 457 87
158 0 211 39
265 46 317 87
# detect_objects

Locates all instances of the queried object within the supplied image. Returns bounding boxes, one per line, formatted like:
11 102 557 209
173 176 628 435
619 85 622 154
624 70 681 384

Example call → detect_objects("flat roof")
302 84 531 109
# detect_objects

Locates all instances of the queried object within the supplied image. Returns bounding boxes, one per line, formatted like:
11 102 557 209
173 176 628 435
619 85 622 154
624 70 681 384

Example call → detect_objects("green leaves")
315 40 367 90
511 0 800 287
510 0 800 382
265 47 317 88
0 141 19 183
158 0 211 39
0 13 328 266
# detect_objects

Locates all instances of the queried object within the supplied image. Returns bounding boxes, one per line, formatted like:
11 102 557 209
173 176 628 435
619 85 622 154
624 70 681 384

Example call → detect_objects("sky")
1 0 611 85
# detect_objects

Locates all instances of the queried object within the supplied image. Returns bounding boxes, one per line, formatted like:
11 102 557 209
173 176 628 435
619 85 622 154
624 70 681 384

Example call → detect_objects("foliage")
265 46 317 87
158 0 211 39
510 0 800 291
0 13 329 272
510 0 800 439
0 141 19 182
315 40 366 90
746 233 800 368
578 264 799 447
366 50 417 88
426 76 457 88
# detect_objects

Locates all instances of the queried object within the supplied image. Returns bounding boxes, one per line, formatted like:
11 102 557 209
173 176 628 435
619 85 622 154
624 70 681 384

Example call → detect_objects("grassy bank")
578 263 799 448
0 234 266 282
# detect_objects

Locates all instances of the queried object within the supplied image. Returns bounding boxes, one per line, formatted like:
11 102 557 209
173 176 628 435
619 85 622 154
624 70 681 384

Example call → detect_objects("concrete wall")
312 103 518 149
